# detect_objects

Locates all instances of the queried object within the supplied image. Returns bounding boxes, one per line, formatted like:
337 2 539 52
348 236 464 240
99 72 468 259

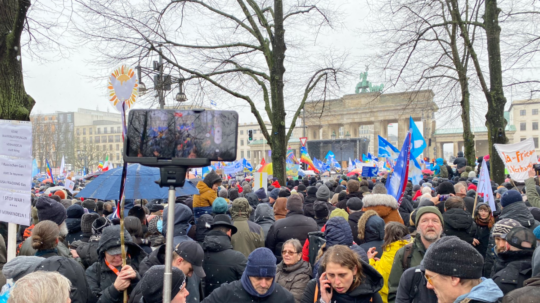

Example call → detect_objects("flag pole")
471 190 479 219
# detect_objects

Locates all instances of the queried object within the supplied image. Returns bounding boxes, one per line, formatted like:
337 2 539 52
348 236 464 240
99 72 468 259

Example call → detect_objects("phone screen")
126 109 238 161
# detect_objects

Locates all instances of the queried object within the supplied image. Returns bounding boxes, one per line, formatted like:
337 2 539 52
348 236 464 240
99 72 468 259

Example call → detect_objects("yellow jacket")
369 240 409 303
193 181 217 208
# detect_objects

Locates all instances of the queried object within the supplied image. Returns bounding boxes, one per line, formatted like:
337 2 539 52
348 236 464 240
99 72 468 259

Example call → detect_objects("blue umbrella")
76 164 199 200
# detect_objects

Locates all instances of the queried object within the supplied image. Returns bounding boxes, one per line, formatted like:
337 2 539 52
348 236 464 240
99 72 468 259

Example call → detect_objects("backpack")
401 243 414 271
307 231 326 267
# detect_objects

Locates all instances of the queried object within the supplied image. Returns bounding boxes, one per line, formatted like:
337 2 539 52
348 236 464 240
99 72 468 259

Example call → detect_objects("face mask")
157 220 163 233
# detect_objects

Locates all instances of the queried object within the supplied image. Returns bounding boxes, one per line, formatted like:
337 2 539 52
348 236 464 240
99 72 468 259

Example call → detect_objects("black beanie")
437 181 455 195
423 236 483 279
278 189 291 198
314 201 329 219
307 186 317 196
298 184 307 192
141 265 185 303
36 196 67 226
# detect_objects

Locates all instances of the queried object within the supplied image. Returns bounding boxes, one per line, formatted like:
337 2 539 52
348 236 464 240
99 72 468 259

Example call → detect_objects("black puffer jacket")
85 226 147 303
302 259 383 303
37 256 98 303
202 230 247 295
399 197 414 227
499 201 540 231
65 205 85 245
395 265 437 303
266 211 319 263
138 244 166 277
453 152 467 169
492 250 534 295
442 208 477 244
201 280 295 303
303 187 318 219
75 240 100 269
348 211 365 244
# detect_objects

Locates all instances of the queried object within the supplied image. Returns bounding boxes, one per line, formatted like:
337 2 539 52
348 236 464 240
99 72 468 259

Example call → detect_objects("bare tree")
74 0 347 184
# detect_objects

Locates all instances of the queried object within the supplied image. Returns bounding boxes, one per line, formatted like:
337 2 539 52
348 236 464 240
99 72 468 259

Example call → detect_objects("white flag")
477 160 496 213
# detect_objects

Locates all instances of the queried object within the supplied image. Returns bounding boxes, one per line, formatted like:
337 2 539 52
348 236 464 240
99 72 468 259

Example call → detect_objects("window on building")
59 115 64 123
109 144 113 151
116 144 119 151
520 109 526 116
89 128 93 135
534 137 539 148
247 150 250 158
117 126 121 133
108 135 113 143
115 135 121 142
533 109 539 115
241 140 244 146
241 151 244 158
101 135 106 142
313 131 317 139
520 122 526 131
97 128 101 134
339 126 344 138
117 154 120 161
95 136 100 143
253 130 257 134
240 130 244 135
104 128 108 134
67 114 72 122
533 122 539 130
76 129 80 135
83 128 86 135
110 127 114 133
82 137 86 143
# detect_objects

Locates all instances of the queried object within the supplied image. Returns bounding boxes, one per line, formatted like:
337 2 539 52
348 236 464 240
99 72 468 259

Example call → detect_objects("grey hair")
9 271 71 303
283 238 303 253
372 184 388 194
58 221 68 238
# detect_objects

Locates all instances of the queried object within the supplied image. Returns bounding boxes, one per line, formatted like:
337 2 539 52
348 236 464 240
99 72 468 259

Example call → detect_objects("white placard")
0 190 32 225
0 121 32 159
64 179 75 192
252 172 268 194
494 138 538 182
0 157 32 191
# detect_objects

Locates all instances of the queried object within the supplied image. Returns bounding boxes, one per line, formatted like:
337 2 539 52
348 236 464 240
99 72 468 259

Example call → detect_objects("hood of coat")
245 192 259 209
500 201 537 229
454 278 503 303
274 198 288 218
203 170 222 189
98 225 141 258
66 218 82 234
442 208 474 230
325 217 353 247
195 214 214 242
254 203 275 224
196 180 213 196
163 203 193 237
362 194 398 210
203 229 233 252
357 210 385 243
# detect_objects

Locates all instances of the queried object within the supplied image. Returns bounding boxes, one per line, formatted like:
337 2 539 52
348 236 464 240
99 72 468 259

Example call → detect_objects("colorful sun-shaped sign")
108 65 138 112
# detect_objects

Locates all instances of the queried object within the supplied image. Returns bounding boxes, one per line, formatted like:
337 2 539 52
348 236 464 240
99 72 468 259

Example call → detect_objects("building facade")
509 99 540 151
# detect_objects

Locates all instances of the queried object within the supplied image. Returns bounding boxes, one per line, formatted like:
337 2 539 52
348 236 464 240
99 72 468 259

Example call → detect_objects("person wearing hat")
423 236 503 303
73 217 112 269
202 214 247 295
482 218 523 279
313 201 330 229
18 196 71 258
498 190 540 231
255 188 269 204
266 194 318 263
138 265 189 303
346 197 364 243
201 247 294 303
85 225 147 303
193 170 222 221
268 188 280 205
230 198 265 258
387 206 443 303
211 197 229 216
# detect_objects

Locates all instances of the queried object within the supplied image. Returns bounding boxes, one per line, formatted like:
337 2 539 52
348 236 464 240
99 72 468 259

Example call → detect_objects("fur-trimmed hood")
357 210 385 242
362 194 399 209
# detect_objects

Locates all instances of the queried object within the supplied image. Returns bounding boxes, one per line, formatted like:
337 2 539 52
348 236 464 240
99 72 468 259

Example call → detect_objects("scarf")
35 248 58 257
475 214 494 229
240 271 276 298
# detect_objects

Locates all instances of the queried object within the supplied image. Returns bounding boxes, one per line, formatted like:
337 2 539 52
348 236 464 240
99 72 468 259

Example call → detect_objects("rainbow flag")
98 161 104 170
300 147 319 173
286 147 300 164
45 159 55 184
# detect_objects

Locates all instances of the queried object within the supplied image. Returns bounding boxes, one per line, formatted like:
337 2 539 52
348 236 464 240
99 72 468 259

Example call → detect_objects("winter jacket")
453 152 468 170
357 210 385 259
138 244 166 277
65 217 84 246
163 203 195 246
454 278 503 303
74 240 100 269
474 222 491 258
442 208 477 244
85 226 147 303
303 194 317 218
254 204 275 239
202 230 247 295
245 192 259 221
231 216 265 258
525 177 540 208
388 236 427 303
276 260 312 303
336 191 363 210
37 256 97 303
499 201 540 231
492 250 534 295
369 240 409 303
395 265 437 303
301 259 384 303
502 276 540 303
348 211 365 244
399 197 414 227
266 211 318 263
201 280 295 303
273 197 288 220
362 194 404 224
315 217 327 230
193 174 219 208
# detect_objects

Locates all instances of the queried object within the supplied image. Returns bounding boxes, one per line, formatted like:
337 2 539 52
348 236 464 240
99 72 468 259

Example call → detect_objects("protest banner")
494 138 538 182
286 163 299 177
252 172 268 194
64 179 75 192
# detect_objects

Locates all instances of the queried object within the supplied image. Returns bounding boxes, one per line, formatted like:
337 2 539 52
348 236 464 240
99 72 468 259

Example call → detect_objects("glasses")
281 250 298 256
424 273 439 285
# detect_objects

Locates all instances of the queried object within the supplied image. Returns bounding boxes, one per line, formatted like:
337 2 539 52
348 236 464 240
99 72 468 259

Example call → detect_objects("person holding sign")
525 168 540 208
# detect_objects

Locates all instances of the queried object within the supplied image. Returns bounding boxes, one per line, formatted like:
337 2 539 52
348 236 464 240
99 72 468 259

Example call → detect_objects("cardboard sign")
64 179 75 192
286 164 300 177
494 138 538 182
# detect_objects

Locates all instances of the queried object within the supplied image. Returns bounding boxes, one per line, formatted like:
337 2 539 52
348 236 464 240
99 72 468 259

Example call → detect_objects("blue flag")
362 166 379 177
408 157 423 185
386 131 412 204
378 135 400 159
410 117 426 159
243 158 253 171
32 159 39 177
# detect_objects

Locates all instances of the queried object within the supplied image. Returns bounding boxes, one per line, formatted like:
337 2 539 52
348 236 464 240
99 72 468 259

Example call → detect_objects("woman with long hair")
474 203 495 258
367 222 410 303
124 216 152 254
302 245 383 303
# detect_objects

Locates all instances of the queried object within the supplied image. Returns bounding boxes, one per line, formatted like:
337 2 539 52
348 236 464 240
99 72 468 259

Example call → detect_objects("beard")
59 222 69 238
418 228 441 243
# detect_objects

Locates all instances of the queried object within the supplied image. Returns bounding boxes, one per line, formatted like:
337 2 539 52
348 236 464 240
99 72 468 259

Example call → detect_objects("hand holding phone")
319 272 333 303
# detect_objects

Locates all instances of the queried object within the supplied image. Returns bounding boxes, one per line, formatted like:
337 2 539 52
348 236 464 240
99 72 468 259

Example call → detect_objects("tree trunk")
484 0 508 184
268 0 287 185
460 81 476 166
0 0 35 121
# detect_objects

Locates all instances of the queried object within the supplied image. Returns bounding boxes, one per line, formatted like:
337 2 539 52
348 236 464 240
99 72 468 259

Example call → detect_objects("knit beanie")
492 218 522 239
307 186 317 196
423 236 483 279
36 196 67 226
346 197 363 211
67 204 84 219
269 188 280 200
244 247 276 277
298 184 307 192
141 265 186 303
278 189 291 198
92 217 112 235
54 190 67 200
81 213 99 234
286 194 303 213
437 181 455 195
501 190 523 207
218 189 229 199
212 197 229 214
414 206 443 226
60 199 72 209
329 208 349 220
316 185 332 201
255 188 267 200
314 201 329 219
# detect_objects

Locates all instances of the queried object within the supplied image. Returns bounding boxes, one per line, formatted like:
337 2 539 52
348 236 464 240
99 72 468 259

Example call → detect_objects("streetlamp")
175 77 188 102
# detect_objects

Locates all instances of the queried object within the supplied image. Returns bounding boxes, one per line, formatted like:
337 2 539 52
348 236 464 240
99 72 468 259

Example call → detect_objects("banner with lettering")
494 138 538 182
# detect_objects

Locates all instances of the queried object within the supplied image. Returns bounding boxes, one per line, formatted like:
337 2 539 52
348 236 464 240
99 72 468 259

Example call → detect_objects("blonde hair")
8 271 71 303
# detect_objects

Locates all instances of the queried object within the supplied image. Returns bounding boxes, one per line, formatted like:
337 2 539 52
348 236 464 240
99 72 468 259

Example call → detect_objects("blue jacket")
453 278 503 303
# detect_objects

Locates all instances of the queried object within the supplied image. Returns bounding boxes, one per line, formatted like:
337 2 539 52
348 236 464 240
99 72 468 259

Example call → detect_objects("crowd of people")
1 154 540 303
